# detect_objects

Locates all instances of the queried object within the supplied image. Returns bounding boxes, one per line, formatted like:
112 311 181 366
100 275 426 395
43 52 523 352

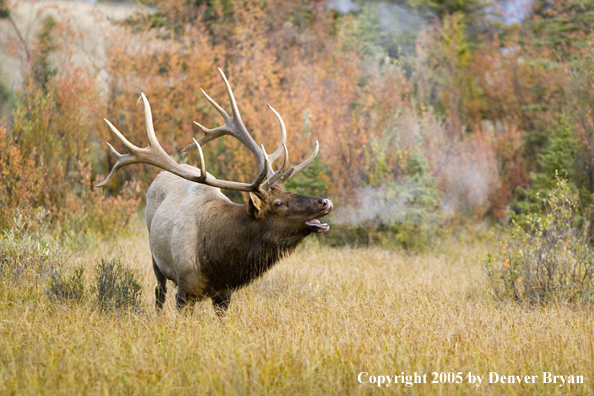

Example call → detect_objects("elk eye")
274 201 285 208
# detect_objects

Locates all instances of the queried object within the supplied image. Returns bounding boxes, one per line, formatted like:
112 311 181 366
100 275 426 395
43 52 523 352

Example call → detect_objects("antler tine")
261 144 289 190
103 118 135 153
200 87 231 120
192 137 207 182
277 141 319 185
266 104 288 177
140 93 156 144
255 144 271 192
95 141 129 187
179 89 234 152
218 68 243 124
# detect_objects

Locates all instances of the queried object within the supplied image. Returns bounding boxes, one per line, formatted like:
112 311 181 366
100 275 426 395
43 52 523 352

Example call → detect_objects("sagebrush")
93 254 142 311
47 265 86 303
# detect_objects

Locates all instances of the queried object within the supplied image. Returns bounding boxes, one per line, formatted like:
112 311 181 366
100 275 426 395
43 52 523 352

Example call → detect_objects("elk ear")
248 192 264 217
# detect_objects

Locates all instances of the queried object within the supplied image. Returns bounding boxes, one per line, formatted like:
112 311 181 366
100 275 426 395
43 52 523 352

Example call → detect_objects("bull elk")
97 69 332 313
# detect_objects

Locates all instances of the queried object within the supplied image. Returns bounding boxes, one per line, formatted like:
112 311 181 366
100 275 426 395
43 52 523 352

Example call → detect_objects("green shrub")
486 177 594 305
47 265 86 303
93 255 142 311
0 208 64 279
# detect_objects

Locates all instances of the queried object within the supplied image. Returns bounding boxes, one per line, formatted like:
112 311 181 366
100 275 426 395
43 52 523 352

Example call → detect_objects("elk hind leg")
153 257 167 310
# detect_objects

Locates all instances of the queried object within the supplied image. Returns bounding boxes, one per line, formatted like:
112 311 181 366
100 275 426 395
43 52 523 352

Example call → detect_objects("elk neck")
197 200 307 292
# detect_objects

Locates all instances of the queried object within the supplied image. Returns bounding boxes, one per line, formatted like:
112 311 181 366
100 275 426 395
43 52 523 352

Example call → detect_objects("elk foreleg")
211 290 233 316
176 286 200 312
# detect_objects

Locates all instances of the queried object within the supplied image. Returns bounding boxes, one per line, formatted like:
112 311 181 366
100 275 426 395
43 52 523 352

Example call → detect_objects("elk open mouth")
306 202 332 233
306 218 330 233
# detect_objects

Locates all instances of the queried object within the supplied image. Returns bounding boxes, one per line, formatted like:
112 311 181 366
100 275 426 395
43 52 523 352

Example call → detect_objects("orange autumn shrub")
1 10 141 238
0 124 48 227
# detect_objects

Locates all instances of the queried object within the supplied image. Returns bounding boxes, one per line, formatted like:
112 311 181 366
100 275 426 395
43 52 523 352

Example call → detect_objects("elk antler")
182 68 319 187
96 93 271 199
98 69 320 198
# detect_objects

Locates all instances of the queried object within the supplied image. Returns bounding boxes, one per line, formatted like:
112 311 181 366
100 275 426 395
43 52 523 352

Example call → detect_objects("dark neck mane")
198 202 307 292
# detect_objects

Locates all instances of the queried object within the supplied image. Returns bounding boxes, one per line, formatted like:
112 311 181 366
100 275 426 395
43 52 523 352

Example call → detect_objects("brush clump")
486 177 594 305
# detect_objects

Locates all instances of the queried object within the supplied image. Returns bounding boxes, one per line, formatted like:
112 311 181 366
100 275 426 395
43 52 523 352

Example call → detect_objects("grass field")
1 225 592 395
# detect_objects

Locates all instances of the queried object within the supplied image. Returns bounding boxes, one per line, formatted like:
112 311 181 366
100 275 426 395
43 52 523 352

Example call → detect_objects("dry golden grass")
1 225 592 395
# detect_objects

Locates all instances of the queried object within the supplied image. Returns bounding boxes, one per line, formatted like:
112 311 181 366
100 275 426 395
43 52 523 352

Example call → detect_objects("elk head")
248 186 332 235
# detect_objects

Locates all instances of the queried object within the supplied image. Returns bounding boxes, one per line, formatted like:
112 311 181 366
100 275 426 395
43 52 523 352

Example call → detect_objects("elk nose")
317 198 332 210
